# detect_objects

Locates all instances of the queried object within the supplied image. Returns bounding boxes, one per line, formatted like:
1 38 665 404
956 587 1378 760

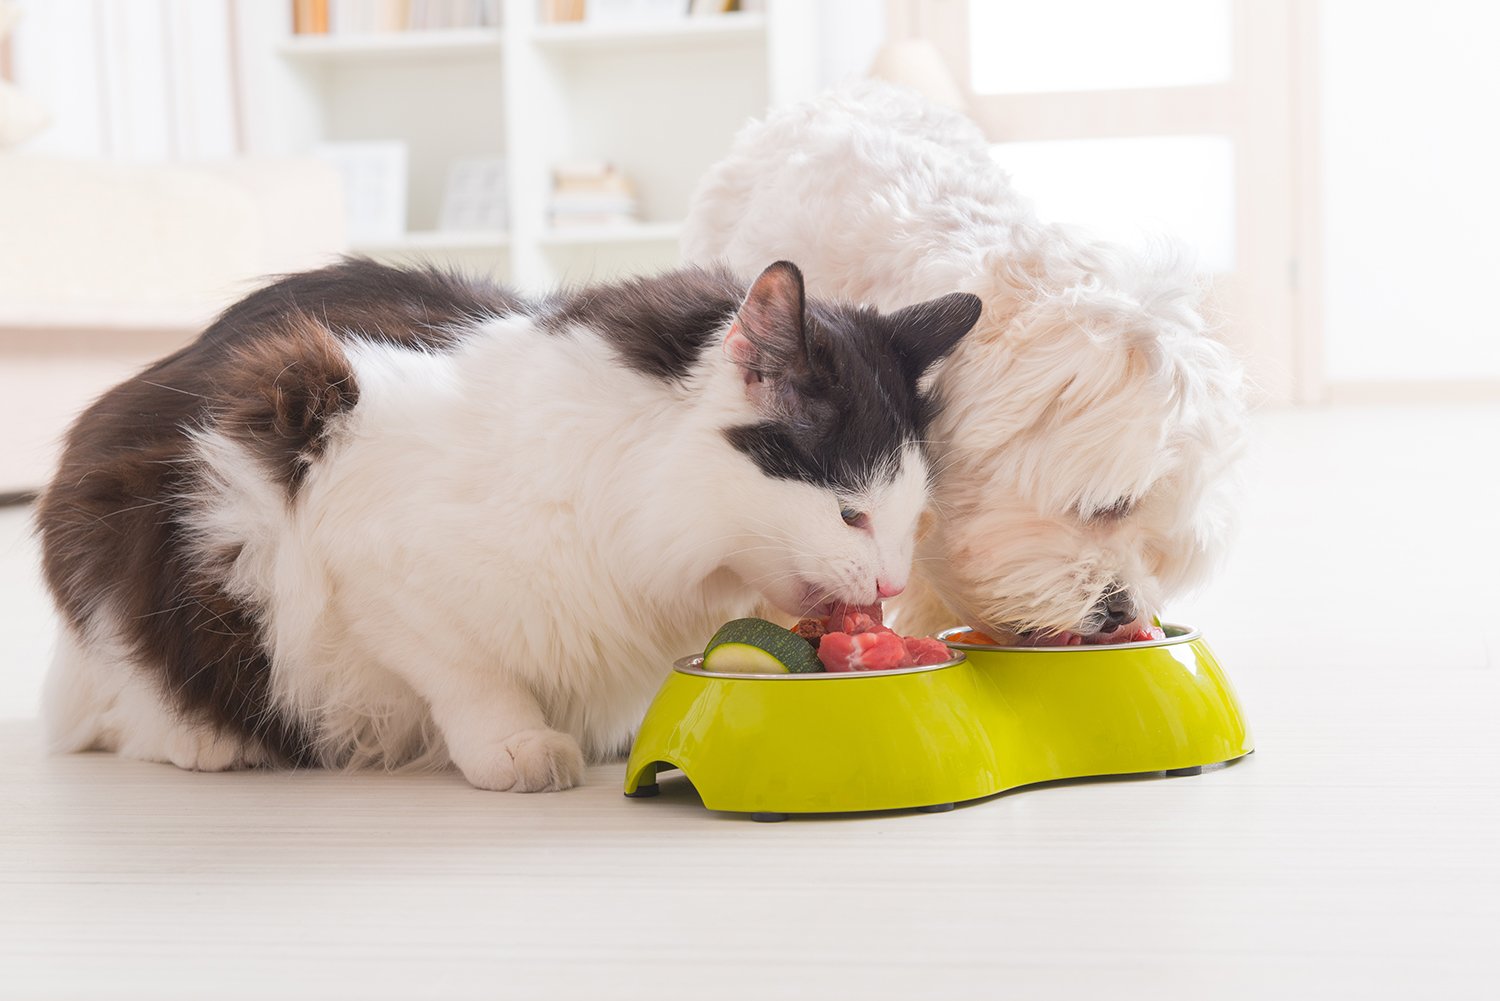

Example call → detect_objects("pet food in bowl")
944 623 1166 648
626 618 1253 819
701 606 952 676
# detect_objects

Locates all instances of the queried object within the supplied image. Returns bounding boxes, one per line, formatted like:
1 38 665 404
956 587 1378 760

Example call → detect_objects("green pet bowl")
624 624 1253 820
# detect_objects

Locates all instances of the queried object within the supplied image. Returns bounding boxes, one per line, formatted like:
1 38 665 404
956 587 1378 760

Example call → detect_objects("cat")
35 258 980 791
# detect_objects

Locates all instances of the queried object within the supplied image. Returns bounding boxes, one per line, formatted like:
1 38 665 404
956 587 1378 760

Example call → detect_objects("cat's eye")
840 507 870 530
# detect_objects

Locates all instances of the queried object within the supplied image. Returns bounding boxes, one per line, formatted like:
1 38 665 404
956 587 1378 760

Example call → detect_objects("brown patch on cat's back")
215 312 361 496
34 258 524 766
542 265 743 382
35 330 323 763
206 256 530 354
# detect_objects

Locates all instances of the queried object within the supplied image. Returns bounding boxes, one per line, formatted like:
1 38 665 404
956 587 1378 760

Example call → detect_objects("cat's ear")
889 292 984 378
724 261 811 392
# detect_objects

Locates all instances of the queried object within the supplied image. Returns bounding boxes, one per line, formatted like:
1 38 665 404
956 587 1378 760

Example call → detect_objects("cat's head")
714 261 981 616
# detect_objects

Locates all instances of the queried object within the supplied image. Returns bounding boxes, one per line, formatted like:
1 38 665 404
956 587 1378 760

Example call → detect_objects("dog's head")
918 236 1247 643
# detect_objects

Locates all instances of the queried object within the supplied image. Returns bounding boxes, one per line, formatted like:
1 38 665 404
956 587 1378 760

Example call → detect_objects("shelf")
530 14 765 52
244 0 806 288
354 229 511 253
278 29 504 61
539 221 683 247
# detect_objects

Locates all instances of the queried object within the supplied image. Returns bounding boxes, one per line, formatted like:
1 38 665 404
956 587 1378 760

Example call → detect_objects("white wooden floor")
2 403 1497 1000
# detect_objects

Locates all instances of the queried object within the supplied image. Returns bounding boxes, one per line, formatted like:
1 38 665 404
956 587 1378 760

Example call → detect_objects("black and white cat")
36 259 979 791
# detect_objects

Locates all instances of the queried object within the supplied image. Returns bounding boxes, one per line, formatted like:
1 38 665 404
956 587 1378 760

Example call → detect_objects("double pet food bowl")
623 625 1253 820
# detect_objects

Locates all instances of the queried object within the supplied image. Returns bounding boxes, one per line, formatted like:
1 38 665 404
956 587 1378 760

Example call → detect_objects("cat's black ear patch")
726 261 810 386
889 292 983 378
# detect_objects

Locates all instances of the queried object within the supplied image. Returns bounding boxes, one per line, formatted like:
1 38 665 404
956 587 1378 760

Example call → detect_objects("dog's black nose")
1097 589 1136 627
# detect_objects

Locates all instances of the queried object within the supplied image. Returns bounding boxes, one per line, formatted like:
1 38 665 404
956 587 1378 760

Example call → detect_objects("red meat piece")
815 631 858 672
817 629 910 672
806 603 956 672
824 604 889 636
1082 623 1166 645
903 635 953 665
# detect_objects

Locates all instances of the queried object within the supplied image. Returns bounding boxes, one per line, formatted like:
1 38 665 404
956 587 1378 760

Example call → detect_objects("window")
968 0 1231 95
891 0 1308 402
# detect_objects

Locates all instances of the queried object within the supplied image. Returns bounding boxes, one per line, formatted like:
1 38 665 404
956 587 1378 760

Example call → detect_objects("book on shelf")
552 160 631 189
538 0 746 26
292 0 502 35
690 0 742 15
549 213 641 230
549 161 639 229
539 0 585 23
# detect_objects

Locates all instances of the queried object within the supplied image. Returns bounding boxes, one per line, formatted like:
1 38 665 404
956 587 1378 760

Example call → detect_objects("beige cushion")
0 155 347 323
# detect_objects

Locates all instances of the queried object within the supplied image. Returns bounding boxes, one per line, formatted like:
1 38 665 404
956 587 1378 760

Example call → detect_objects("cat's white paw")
456 728 585 792
115 721 249 772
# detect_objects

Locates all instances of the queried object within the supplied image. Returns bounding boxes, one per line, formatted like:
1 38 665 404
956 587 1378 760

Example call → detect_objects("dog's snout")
1096 588 1136 628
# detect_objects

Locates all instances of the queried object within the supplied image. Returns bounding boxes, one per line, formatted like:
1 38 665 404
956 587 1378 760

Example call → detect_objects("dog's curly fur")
683 82 1248 640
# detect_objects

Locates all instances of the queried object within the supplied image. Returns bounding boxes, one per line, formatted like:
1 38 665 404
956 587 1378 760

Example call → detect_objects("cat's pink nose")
877 578 905 598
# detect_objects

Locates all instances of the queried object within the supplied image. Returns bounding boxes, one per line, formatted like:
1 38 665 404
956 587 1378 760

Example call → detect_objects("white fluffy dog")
683 83 1248 643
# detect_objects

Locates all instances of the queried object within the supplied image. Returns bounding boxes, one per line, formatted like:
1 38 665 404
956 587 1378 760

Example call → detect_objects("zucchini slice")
703 618 822 674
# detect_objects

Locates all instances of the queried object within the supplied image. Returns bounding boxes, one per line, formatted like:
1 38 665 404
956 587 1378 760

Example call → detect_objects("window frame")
887 0 1322 405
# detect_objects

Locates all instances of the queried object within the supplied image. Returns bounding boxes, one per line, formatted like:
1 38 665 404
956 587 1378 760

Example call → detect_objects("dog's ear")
889 292 983 378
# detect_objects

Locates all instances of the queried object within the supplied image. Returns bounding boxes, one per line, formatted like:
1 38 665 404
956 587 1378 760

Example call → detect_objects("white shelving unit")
233 1 818 292
276 27 507 61
354 228 512 253
537 220 683 247
528 13 766 49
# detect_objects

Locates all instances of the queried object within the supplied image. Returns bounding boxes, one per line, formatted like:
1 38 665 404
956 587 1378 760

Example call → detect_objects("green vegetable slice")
703 618 822 674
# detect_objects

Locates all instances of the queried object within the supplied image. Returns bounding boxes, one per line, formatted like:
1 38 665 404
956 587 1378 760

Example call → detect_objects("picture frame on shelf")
439 157 509 234
313 140 408 245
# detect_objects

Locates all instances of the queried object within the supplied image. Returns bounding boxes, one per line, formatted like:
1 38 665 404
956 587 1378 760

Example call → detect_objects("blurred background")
1 0 1497 714
3 0 1499 491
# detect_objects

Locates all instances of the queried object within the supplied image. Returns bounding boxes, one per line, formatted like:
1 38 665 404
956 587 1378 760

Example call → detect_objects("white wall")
1320 0 1500 383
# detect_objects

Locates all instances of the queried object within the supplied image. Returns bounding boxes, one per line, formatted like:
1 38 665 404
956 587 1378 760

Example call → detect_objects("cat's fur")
35 258 979 790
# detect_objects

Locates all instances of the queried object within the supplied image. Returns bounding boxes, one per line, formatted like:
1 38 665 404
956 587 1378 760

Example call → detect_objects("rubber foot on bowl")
625 783 660 798
921 802 956 813
751 812 788 823
1165 766 1203 777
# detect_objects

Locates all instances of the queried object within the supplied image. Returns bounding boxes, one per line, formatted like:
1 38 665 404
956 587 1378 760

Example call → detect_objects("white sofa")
0 155 347 494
